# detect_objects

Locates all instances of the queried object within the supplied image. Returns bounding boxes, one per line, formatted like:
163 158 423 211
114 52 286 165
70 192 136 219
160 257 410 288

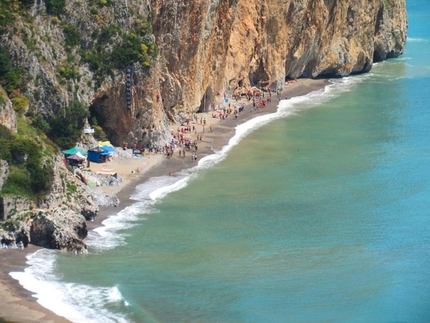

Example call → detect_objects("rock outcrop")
150 0 407 116
0 154 125 251
0 156 96 252
0 0 406 147
0 0 407 251
30 209 87 252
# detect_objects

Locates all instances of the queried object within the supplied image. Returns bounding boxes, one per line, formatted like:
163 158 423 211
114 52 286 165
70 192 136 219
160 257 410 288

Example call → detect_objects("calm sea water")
11 1 430 322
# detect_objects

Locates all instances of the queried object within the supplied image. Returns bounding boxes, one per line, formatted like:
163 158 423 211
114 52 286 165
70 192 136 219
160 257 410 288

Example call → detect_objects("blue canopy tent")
101 145 117 154
87 147 109 163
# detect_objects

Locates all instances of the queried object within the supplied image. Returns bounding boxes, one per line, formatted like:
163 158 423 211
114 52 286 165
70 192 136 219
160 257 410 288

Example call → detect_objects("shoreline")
88 78 330 231
0 78 330 323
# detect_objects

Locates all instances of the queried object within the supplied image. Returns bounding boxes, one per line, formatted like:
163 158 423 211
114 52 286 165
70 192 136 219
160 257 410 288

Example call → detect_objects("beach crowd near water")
134 81 299 165
0 77 333 323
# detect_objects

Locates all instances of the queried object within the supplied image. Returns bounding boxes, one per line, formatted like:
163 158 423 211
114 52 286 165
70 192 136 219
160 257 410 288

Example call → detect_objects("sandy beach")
0 78 329 323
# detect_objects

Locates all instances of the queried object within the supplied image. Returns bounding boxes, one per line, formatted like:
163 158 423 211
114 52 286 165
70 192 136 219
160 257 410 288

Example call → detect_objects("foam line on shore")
10 250 130 323
89 201 151 250
407 37 427 42
10 74 374 323
84 74 374 253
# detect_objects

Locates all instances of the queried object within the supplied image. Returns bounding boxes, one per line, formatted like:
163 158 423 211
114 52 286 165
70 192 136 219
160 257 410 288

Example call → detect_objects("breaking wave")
10 73 372 323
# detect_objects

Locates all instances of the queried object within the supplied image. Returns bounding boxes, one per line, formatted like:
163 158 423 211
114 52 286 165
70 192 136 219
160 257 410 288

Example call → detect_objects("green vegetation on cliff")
0 46 22 92
45 0 65 15
0 124 55 199
48 100 89 148
0 0 32 34
81 17 157 86
0 0 159 202
0 40 66 200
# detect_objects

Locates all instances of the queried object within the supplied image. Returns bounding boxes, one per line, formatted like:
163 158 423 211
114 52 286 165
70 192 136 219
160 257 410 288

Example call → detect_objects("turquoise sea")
11 1 430 322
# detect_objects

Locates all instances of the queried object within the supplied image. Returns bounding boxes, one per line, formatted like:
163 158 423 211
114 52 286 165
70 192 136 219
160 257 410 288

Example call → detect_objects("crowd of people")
126 82 297 163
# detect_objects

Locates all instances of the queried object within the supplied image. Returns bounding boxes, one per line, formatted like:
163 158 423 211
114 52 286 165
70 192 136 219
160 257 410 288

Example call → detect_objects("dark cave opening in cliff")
249 59 269 88
89 97 108 129
88 95 114 144
198 87 214 112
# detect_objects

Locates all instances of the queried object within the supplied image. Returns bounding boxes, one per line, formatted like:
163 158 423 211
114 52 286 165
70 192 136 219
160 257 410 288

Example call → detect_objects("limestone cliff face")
86 0 408 144
0 0 406 147
0 0 407 251
151 0 407 115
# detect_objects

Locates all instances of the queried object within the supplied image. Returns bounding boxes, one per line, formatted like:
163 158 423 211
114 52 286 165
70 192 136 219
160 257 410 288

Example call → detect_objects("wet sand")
0 78 329 323
0 246 72 323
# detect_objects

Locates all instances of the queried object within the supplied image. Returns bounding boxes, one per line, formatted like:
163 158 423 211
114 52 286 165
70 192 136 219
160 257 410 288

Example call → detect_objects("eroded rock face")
30 209 87 252
37 156 100 221
0 0 406 147
0 156 97 252
150 0 407 114
93 0 407 143
0 207 87 252
0 0 407 252
90 71 172 148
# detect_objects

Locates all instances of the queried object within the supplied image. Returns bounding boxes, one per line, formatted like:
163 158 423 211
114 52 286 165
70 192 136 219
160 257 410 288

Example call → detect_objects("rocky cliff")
150 0 406 117
0 0 406 147
0 152 122 252
0 0 407 251
0 156 97 252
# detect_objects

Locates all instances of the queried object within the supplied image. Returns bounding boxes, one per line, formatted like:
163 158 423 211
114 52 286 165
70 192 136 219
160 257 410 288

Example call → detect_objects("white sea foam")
132 76 370 211
86 201 153 250
10 75 369 323
407 37 427 42
395 56 412 61
10 249 129 323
